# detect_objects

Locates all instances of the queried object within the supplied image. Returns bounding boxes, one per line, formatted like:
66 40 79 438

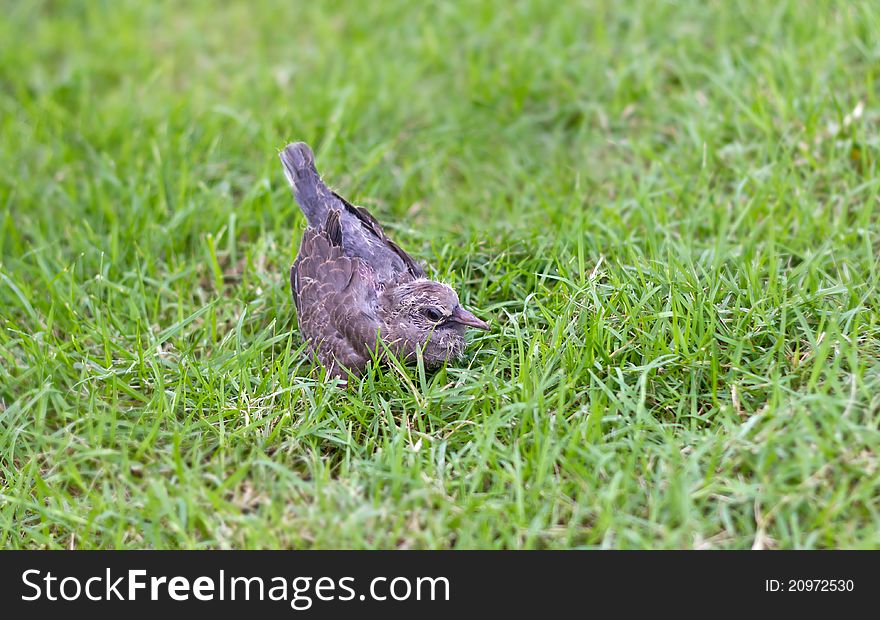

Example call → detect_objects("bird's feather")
331 190 426 280
291 211 381 377
280 142 425 284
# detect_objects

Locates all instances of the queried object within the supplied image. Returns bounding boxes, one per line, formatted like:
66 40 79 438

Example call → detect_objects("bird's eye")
423 308 443 322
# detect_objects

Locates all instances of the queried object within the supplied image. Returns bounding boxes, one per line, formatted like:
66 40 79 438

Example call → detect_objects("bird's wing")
291 210 380 377
331 190 427 279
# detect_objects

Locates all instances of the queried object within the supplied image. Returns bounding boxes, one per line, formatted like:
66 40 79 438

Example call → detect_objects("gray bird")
279 142 489 379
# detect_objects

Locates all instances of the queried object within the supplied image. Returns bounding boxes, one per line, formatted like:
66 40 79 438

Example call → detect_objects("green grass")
1 0 879 549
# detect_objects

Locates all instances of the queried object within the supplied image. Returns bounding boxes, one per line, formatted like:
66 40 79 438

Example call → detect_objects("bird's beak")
450 306 490 330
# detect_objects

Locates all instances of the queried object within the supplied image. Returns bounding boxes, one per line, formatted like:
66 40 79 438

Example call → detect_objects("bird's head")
380 279 489 366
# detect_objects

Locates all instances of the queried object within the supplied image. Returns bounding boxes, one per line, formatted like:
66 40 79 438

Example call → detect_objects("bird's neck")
375 292 415 361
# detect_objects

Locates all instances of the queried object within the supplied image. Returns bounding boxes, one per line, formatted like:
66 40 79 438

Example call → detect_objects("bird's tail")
279 142 337 227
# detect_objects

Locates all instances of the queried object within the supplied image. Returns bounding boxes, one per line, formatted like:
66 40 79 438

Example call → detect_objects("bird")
279 142 489 380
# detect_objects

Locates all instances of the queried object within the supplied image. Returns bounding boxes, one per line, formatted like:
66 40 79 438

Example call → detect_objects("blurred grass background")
0 0 878 548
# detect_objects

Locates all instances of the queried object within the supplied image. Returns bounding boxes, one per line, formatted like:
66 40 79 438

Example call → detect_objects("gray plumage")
280 142 489 379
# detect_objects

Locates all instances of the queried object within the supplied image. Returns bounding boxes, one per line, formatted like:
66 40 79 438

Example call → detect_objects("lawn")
1 0 878 549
